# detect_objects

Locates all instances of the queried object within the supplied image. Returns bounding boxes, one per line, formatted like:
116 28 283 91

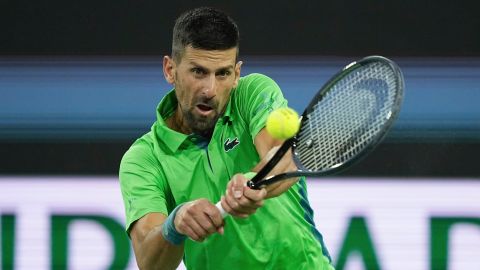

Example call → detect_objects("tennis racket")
216 55 404 216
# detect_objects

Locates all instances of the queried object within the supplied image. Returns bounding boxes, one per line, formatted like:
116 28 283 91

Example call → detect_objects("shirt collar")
221 93 234 124
155 90 188 153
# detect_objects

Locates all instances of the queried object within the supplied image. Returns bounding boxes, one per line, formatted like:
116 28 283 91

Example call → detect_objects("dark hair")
172 7 239 62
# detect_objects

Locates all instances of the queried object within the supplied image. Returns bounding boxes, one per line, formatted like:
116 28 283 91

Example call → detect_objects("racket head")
291 55 404 176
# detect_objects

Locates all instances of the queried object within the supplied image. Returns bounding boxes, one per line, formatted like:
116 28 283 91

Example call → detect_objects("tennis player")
119 7 333 270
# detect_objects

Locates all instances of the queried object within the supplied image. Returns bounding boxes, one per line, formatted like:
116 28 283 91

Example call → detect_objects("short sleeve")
235 73 288 139
119 139 170 234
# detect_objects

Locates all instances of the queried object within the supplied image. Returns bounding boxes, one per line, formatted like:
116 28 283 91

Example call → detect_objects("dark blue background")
1 56 479 142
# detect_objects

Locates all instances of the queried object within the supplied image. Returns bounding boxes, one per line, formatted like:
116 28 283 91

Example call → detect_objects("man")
119 7 333 270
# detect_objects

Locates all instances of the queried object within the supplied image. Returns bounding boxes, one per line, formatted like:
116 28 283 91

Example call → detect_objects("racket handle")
215 201 228 218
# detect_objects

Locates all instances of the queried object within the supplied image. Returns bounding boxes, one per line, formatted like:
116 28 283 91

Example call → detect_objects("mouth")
195 104 214 116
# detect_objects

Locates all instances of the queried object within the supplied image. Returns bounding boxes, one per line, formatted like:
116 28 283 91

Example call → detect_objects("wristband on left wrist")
161 203 187 245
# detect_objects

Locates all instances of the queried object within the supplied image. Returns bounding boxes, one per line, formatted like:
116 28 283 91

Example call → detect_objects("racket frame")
248 55 404 189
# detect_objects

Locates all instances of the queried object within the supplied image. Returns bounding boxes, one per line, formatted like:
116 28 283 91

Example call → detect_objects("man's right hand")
174 199 225 242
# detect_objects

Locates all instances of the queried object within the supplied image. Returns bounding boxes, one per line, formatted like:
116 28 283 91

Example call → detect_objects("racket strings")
296 62 399 172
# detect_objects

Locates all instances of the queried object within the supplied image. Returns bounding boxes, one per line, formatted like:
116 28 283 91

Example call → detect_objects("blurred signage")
0 177 479 269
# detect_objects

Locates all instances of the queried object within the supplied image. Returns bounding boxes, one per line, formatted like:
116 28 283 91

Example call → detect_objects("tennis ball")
266 107 300 140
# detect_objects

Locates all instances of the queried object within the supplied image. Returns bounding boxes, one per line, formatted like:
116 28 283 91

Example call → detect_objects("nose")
202 74 217 98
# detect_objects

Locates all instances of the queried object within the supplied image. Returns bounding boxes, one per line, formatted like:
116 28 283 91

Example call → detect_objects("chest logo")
224 137 240 152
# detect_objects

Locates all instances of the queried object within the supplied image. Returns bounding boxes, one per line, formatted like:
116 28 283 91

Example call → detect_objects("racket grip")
215 201 228 218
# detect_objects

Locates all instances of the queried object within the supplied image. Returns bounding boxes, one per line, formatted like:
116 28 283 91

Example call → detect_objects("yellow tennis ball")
266 107 300 139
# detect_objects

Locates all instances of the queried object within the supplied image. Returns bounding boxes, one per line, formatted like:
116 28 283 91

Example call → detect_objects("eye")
217 70 232 77
191 67 206 76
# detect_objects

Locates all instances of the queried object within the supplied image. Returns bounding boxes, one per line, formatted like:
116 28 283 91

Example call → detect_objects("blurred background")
1 0 479 269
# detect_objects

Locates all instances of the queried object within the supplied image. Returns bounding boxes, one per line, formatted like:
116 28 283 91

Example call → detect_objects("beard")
182 97 221 139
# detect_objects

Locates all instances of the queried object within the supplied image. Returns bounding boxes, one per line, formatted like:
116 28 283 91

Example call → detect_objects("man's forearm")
264 177 299 198
133 224 184 270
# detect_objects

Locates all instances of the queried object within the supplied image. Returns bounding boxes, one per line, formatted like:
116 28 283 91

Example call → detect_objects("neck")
166 108 191 135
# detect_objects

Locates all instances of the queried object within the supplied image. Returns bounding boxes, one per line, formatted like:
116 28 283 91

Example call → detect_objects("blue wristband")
161 203 187 245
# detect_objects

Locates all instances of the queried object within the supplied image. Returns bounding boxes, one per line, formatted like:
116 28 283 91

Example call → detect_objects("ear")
163 55 176 84
232 61 243 88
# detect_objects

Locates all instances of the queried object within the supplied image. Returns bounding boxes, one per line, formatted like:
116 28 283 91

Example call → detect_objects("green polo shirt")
119 73 333 269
